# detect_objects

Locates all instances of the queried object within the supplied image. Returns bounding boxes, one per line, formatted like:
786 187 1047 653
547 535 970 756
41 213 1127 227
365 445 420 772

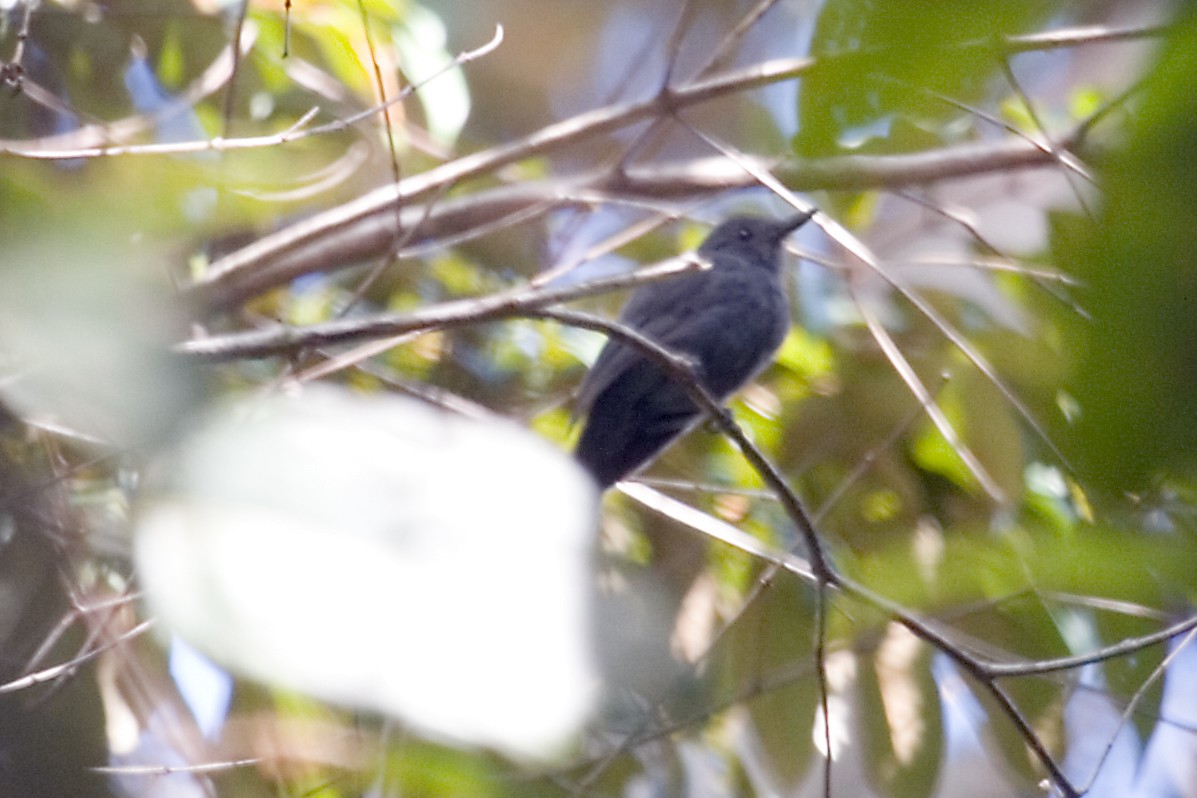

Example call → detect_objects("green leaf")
1094 611 1166 743
796 0 1056 157
775 326 836 384
718 573 820 789
1067 8 1197 491
859 627 944 798
951 596 1069 787
909 388 979 496
382 738 506 798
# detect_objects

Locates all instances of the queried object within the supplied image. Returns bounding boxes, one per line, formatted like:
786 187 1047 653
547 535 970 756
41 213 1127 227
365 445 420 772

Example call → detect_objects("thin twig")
0 24 503 160
985 614 1197 678
0 620 155 694
852 279 1005 502
92 758 262 776
1077 627 1197 794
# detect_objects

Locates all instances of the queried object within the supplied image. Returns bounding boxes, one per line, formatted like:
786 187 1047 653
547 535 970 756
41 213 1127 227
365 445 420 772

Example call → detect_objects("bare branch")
530 307 837 586
190 133 1083 312
0 619 154 694
187 53 814 310
985 613 1197 678
0 22 260 156
178 253 711 360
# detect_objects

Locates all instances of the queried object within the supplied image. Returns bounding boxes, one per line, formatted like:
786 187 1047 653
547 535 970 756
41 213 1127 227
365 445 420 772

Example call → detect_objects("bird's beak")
783 207 817 234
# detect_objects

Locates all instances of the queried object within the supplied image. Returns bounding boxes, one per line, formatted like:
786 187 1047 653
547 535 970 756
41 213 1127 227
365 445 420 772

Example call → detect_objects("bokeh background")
3 1 1197 796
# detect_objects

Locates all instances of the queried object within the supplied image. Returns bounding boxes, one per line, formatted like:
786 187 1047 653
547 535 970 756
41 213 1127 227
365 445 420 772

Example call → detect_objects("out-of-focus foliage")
1069 6 1197 495
796 0 1058 158
136 386 598 756
0 210 202 446
1 0 1196 797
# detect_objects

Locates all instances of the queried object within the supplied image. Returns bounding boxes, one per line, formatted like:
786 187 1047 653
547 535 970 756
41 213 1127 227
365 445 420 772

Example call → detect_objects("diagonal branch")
190 133 1086 312
188 54 814 311
534 307 1086 796
529 308 837 585
187 22 1162 313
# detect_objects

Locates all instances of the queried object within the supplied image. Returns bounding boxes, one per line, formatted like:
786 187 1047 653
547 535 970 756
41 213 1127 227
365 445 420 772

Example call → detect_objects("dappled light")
1 1 1196 797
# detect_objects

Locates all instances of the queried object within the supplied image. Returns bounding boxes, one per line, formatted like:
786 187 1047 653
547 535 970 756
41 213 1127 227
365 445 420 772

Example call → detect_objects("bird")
573 210 816 488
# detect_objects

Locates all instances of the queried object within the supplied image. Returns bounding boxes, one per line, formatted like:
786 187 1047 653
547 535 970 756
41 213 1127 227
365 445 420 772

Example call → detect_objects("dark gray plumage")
574 211 815 487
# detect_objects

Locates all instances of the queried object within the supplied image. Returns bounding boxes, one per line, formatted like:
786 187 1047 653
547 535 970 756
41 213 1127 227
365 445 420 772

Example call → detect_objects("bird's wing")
574 273 715 415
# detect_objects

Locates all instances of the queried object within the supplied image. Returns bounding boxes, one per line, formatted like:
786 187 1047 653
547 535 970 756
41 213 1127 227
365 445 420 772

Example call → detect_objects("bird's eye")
736 227 751 241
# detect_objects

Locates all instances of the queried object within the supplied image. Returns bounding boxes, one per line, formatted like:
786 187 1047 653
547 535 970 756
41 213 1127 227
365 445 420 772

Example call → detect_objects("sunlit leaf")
859 625 944 798
718 573 819 790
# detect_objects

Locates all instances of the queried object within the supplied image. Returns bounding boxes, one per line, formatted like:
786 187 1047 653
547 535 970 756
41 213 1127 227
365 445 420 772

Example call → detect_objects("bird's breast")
684 272 789 397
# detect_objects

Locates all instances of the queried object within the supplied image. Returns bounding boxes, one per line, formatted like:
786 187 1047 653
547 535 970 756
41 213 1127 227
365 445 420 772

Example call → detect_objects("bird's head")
697 209 816 268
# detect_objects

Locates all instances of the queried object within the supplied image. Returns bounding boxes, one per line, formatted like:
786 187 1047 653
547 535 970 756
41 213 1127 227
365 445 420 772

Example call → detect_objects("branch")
187 21 1160 313
0 619 154 694
187 54 813 311
190 133 1083 312
0 24 502 160
185 20 1161 314
526 306 1084 793
178 253 709 360
984 612 1197 678
527 307 1078 794
183 268 1190 798
529 308 838 587
0 22 260 157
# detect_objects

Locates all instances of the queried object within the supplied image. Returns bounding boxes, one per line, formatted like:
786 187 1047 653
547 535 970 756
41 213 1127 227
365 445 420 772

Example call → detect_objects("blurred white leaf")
0 223 198 446
135 386 598 757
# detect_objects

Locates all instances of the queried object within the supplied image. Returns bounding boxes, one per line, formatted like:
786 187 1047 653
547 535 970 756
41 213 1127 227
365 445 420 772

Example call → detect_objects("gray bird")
574 210 816 487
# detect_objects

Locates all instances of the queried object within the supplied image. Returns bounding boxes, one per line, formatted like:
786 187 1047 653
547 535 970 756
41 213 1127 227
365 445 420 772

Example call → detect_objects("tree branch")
190 132 1083 312
180 22 1163 313
178 253 709 360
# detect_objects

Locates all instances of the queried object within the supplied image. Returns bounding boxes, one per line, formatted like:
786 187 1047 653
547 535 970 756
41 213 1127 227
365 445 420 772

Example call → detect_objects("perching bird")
574 210 816 488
